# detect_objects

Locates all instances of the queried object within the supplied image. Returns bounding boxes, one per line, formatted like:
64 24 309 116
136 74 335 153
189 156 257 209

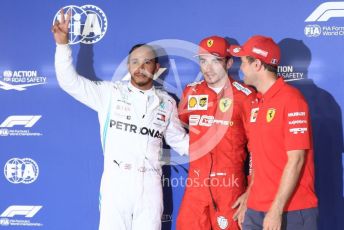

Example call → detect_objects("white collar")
208 85 224 94
127 81 155 96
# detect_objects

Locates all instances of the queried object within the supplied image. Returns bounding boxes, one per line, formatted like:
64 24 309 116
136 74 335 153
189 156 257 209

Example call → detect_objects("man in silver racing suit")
52 10 189 230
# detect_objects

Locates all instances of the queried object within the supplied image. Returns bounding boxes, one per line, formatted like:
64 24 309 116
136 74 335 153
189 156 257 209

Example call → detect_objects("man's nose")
138 62 145 69
204 62 213 71
135 63 145 72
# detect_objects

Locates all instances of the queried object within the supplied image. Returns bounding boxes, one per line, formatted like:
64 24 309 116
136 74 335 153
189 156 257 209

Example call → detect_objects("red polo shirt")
247 77 318 211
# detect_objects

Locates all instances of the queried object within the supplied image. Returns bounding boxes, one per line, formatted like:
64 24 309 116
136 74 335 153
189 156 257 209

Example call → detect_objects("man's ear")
255 59 263 71
155 63 161 73
226 58 234 70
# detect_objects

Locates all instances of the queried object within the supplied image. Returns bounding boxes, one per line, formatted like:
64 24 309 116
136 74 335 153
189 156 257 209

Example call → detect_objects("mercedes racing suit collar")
127 81 155 96
127 81 161 118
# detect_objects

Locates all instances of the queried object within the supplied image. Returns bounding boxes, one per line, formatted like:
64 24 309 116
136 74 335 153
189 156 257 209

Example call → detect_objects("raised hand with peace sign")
51 9 71 44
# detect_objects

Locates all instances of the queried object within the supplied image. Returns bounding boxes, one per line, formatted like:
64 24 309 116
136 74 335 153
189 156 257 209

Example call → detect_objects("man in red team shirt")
177 36 255 230
229 35 318 230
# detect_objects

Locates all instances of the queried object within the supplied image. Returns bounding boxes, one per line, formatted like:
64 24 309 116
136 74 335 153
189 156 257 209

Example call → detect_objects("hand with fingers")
51 9 71 44
232 191 249 229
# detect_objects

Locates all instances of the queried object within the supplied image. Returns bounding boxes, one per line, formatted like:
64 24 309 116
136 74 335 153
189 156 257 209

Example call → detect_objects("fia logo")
53 5 108 44
304 25 321 37
4 158 39 184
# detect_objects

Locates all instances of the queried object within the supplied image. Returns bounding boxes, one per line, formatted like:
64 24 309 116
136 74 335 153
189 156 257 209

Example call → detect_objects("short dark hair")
225 57 232 64
246 56 277 74
128 43 159 63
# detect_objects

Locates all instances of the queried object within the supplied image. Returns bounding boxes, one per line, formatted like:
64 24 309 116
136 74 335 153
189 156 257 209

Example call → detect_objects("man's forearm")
269 150 305 213
246 169 254 195
55 44 79 87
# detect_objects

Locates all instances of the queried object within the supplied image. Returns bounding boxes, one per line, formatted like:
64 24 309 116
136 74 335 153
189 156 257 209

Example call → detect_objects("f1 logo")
305 2 344 22
0 116 41 128
1 206 42 218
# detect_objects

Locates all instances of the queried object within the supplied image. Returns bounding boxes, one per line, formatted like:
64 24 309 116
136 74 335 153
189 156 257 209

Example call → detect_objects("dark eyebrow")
215 57 225 61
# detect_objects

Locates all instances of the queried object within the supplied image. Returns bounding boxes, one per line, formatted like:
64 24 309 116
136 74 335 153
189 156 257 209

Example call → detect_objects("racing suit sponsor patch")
217 216 229 229
187 95 208 110
189 115 231 126
232 81 252 95
250 108 259 122
109 120 163 138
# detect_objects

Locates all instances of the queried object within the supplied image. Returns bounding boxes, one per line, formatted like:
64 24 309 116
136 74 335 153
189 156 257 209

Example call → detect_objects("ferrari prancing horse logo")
207 39 214 47
266 108 276 123
219 98 232 113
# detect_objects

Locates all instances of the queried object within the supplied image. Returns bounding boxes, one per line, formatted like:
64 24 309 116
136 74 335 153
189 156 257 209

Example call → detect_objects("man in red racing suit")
177 36 255 230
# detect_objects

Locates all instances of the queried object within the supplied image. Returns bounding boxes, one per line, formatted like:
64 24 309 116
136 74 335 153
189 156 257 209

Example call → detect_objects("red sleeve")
178 86 191 125
241 93 256 186
242 92 256 135
284 93 311 151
